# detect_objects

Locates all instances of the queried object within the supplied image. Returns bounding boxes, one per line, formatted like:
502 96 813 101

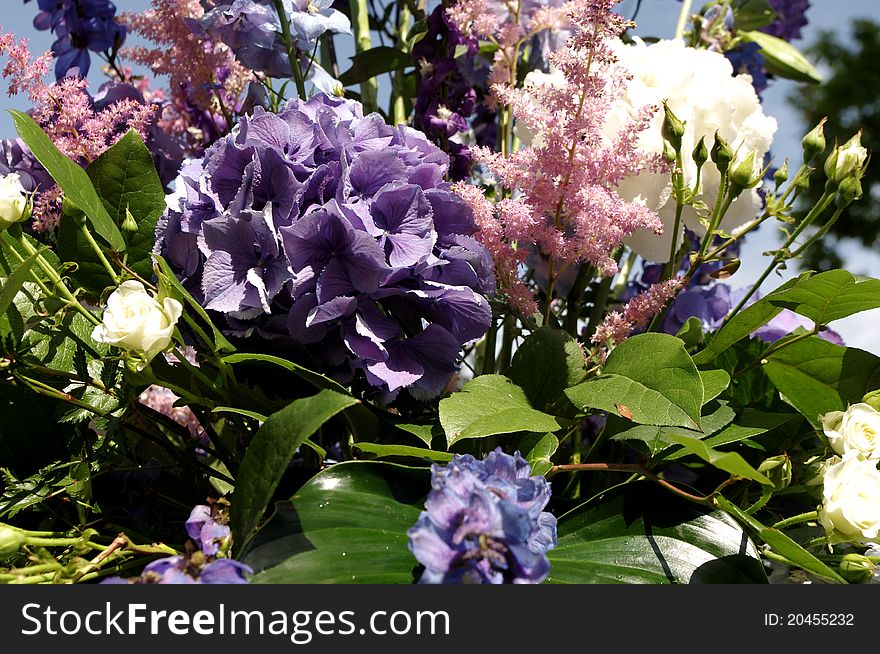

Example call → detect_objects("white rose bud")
825 132 867 185
819 456 880 545
820 403 880 461
91 280 183 370
0 173 29 230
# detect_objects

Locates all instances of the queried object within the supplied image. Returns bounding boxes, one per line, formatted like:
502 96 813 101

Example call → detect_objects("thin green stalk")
272 0 307 100
675 0 694 39
349 0 378 109
771 510 819 530
79 224 119 284
481 318 497 375
391 3 411 126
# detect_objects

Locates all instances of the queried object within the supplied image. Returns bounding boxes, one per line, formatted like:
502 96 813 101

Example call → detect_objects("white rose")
826 134 867 184
820 403 880 461
91 280 183 369
819 456 880 545
604 39 777 263
0 173 29 230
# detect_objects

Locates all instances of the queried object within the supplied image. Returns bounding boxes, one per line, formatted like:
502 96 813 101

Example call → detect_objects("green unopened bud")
839 553 875 584
121 208 138 233
0 523 26 556
802 118 827 162
836 175 863 208
662 102 685 152
825 132 868 185
693 136 708 169
758 454 792 491
61 195 87 227
662 139 676 164
862 389 880 412
729 150 761 191
711 131 733 174
773 159 789 187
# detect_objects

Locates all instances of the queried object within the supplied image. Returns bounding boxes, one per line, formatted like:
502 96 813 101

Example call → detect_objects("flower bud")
121 208 138 234
662 139 676 164
836 175 863 208
825 132 868 185
773 159 789 187
862 389 880 413
662 102 685 152
729 150 761 191
711 131 733 174
758 454 792 491
692 136 708 169
802 118 827 162
0 173 30 231
0 523 25 556
839 553 875 584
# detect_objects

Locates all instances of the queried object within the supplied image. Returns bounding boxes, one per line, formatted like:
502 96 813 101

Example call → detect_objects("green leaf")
693 274 808 365
763 336 880 427
700 369 730 404
0 248 42 317
733 0 775 30
547 482 767 583
389 420 441 447
352 442 453 463
664 433 772 485
565 333 704 430
8 110 124 252
715 495 845 583
675 316 705 350
439 375 560 448
516 432 559 476
87 130 165 278
249 462 428 583
222 352 349 394
767 270 880 325
338 47 411 86
740 30 823 83
663 410 798 460
506 326 587 412
231 390 359 552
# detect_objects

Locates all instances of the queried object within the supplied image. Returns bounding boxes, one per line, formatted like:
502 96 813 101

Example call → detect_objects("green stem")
771 510 819 530
481 317 497 375
391 3 411 126
349 0 378 109
497 314 516 373
272 0 307 100
675 0 694 39
79 224 119 284
584 275 613 341
564 265 593 336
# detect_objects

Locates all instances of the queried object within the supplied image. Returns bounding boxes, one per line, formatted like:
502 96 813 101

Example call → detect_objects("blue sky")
2 0 879 352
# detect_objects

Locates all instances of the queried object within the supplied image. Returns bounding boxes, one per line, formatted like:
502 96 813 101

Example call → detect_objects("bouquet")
1 0 879 586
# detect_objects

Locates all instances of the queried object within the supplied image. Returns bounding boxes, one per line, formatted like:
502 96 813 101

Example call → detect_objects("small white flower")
0 173 29 230
826 133 868 184
820 403 880 461
91 280 183 370
819 456 880 545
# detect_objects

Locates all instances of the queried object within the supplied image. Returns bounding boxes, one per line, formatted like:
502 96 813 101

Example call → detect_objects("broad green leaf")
548 482 767 583
0 249 41 317
339 47 411 86
675 316 705 350
153 254 236 354
516 432 559 476
715 495 845 583
231 390 359 551
249 462 428 583
700 369 730 404
693 274 808 364
352 442 453 463
763 337 880 427
506 326 587 412
767 270 880 326
439 375 560 448
566 333 704 430
664 433 772 485
8 110 124 251
740 30 822 83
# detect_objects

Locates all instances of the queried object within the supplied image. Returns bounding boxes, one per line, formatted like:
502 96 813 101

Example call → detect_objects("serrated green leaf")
516 432 559 476
8 110 124 251
439 375 560 447
700 369 730 404
566 333 704 430
506 326 587 412
767 270 880 325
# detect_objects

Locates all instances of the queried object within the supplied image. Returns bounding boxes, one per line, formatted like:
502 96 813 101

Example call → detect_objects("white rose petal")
820 403 880 461
0 173 29 229
819 456 880 545
91 280 183 369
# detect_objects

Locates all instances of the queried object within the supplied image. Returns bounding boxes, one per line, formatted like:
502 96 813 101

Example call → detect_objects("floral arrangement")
1 0 879 587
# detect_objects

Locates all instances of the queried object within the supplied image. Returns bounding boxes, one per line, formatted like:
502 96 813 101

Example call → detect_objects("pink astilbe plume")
454 0 666 315
591 277 684 355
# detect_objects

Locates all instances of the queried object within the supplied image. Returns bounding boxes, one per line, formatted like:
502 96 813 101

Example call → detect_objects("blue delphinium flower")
407 449 557 584
156 93 494 401
24 0 126 79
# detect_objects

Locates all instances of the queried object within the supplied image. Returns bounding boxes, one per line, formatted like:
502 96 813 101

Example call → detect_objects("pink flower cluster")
453 0 665 316
591 277 684 354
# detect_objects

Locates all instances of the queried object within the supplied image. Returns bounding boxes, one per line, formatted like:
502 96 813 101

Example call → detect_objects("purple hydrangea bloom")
156 93 494 400
407 448 557 584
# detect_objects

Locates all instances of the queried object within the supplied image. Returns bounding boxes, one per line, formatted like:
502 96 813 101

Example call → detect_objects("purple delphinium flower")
25 0 127 79
726 42 768 95
0 139 52 193
407 448 557 584
762 0 811 42
156 93 494 401
185 504 231 557
662 283 734 335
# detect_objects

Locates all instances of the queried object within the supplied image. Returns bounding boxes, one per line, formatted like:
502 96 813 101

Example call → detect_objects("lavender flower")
407 449 557 584
156 94 494 401
762 0 811 42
